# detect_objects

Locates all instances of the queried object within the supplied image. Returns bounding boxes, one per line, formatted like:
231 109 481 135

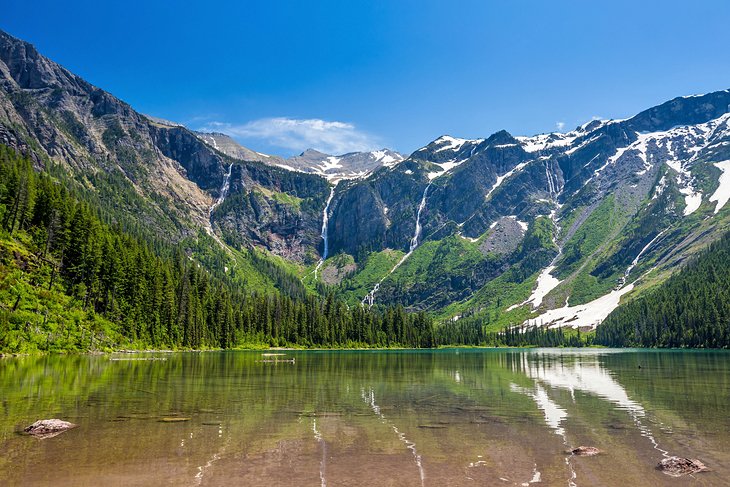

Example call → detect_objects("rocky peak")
627 89 730 133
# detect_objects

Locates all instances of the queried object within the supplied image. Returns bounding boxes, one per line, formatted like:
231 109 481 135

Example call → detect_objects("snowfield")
710 160 730 213
524 285 634 330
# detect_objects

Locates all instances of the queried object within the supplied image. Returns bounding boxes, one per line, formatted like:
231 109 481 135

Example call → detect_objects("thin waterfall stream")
363 182 431 306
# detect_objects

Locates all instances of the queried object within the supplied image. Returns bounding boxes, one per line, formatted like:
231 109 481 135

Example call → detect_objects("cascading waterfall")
363 183 431 306
314 184 337 279
410 183 430 251
210 163 233 218
544 159 556 198
206 164 235 256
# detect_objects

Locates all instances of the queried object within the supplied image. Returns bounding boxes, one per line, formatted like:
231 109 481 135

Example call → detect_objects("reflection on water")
1 349 729 486
516 352 671 458
362 387 425 486
510 382 575 487
311 417 327 487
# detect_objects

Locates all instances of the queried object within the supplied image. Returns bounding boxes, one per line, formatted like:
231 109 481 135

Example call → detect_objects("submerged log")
657 456 708 477
24 419 77 439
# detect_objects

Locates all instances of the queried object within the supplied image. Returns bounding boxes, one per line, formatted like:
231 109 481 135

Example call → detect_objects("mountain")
319 90 730 333
283 148 404 181
194 131 280 164
0 29 333 266
193 131 404 181
2 28 730 345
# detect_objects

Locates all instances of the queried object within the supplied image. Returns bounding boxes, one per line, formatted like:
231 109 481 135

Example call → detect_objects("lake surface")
1 349 728 486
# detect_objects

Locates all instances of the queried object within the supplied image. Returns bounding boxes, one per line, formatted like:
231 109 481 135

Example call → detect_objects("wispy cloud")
555 121 566 131
199 117 379 155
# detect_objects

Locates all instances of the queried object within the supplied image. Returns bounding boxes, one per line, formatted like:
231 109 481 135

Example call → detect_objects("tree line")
596 231 730 348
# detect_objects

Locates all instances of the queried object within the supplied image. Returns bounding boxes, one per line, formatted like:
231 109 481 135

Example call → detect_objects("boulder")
24 419 77 439
567 446 601 456
657 456 708 477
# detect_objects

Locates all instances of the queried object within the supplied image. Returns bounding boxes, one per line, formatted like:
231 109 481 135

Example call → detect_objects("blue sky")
3 0 730 156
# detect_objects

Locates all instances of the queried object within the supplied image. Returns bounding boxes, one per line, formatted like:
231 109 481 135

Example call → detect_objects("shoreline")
4 345 729 358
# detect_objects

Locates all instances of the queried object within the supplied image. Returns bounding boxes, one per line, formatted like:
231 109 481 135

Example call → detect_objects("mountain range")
2 28 729 337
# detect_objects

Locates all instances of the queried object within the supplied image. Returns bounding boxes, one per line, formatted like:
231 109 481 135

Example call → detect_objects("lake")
1 349 728 486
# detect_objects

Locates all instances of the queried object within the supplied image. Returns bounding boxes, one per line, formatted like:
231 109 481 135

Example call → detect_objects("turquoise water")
1 349 728 486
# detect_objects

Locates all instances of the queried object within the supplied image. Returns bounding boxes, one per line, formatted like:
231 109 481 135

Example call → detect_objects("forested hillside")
596 232 730 348
0 146 436 352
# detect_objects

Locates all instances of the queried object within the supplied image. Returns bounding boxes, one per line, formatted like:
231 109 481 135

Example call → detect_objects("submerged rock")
24 419 77 439
567 446 601 456
657 456 708 477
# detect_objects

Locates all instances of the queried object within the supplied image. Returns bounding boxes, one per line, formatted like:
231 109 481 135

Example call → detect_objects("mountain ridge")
2 28 730 339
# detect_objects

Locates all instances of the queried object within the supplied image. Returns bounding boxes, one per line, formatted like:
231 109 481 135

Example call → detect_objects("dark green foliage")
498 325 586 347
435 319 588 347
597 232 730 348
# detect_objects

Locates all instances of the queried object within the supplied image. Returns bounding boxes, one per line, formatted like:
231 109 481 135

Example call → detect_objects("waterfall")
410 183 431 251
314 184 337 279
206 163 235 257
210 163 233 217
544 159 556 197
363 182 431 306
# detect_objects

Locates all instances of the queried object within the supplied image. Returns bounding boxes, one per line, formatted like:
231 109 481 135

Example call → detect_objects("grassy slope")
335 249 405 306
0 231 126 353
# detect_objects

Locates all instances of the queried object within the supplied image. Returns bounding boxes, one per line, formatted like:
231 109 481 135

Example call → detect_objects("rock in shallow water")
567 446 601 456
24 419 77 439
657 456 708 477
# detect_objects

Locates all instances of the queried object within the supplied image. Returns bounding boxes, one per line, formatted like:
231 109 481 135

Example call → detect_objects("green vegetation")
597 231 730 348
436 319 590 347
336 249 404 305
0 146 438 352
555 195 633 303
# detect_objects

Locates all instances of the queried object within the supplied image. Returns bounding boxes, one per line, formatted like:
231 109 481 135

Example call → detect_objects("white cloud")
199 117 379 155
555 121 566 131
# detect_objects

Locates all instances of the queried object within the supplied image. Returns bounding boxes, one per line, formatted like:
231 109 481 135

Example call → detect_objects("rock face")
24 419 77 439
657 456 708 477
212 163 330 263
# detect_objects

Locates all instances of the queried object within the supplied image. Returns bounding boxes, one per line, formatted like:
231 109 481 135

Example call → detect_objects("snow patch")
434 135 470 152
508 266 561 311
485 162 529 199
652 176 668 200
507 215 529 231
525 284 634 330
516 133 578 153
458 232 479 243
710 160 730 213
427 158 469 180
372 149 403 168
